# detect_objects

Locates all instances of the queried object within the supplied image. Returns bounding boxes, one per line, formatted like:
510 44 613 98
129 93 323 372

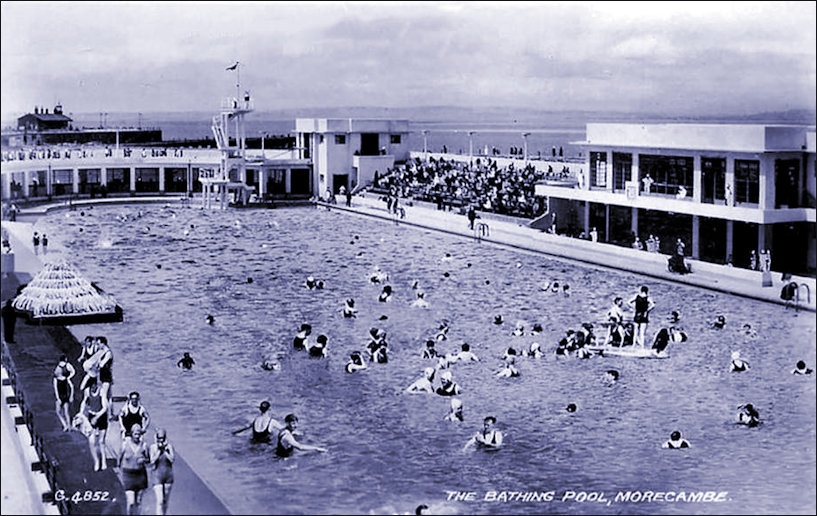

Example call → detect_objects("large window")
612 152 632 191
701 157 725 204
639 155 693 196
589 152 607 187
774 158 800 208
334 134 346 145
734 160 759 204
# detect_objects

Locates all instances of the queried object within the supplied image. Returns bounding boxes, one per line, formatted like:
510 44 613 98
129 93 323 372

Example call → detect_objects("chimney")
34 106 39 114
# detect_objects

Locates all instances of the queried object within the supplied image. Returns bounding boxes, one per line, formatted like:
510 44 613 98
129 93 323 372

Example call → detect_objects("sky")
1 1 815 120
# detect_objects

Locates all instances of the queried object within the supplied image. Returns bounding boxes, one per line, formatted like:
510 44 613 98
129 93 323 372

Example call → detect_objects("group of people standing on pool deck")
50 335 175 514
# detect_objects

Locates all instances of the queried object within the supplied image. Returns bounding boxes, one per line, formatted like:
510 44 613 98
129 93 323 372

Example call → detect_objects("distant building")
295 118 410 196
537 123 816 275
17 104 72 131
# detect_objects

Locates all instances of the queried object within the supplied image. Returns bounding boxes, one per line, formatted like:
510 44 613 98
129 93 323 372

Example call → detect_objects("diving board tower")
201 67 255 209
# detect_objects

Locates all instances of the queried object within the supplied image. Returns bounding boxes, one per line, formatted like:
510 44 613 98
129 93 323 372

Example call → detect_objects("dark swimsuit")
121 406 145 436
276 429 294 457
634 295 649 323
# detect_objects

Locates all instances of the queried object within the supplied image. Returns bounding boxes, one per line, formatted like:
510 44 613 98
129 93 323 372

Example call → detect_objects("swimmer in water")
493 315 504 325
712 315 726 329
342 298 358 318
422 340 439 359
378 285 393 302
566 403 577 413
662 430 690 449
562 283 570 297
729 350 750 372
406 368 436 394
441 252 453 262
525 342 543 358
737 404 760 427
792 360 813 375
308 334 329 358
261 358 281 371
512 321 525 337
205 315 215 325
435 320 450 342
445 398 464 422
410 291 429 308
463 416 503 451
436 371 462 396
495 355 520 378
250 401 283 444
531 323 543 335
293 323 312 351
415 504 429 515
305 276 317 289
604 370 619 384
455 343 480 362
669 310 681 324
345 352 367 373
176 352 195 370
275 414 327 456
502 346 518 361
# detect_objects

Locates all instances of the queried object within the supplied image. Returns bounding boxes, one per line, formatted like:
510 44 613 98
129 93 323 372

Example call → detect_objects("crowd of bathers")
372 156 573 218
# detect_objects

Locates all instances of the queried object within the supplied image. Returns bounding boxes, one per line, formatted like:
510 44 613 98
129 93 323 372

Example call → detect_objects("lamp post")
421 130 429 162
468 131 475 166
522 132 531 165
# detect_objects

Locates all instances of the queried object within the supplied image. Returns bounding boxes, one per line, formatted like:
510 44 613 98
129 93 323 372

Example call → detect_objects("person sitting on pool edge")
345 352 367 373
276 414 327 457
463 416 503 451
792 360 813 375
662 430 690 449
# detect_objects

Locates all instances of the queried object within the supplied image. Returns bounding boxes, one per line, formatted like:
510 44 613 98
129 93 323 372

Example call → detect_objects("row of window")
587 153 801 206
333 134 402 145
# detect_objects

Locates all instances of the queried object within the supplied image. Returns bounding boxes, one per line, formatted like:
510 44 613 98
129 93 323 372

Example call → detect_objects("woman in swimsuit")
628 286 655 347
730 351 750 372
80 378 109 471
342 298 358 318
276 414 327 457
345 352 368 373
662 430 690 449
149 428 175 515
53 355 75 431
293 324 312 351
406 368 436 394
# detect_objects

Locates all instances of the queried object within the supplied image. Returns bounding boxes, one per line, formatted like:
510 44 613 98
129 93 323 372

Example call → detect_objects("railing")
475 222 490 241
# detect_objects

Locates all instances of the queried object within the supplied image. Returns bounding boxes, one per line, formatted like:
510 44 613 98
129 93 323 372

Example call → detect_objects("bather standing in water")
276 414 327 457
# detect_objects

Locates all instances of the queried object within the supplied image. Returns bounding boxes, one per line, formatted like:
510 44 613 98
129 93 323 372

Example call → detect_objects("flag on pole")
226 62 239 71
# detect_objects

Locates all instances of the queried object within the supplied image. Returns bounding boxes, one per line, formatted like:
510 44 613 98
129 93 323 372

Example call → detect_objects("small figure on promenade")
642 174 654 194
149 428 175 515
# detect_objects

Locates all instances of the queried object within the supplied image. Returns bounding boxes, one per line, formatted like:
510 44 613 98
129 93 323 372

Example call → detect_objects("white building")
536 123 816 275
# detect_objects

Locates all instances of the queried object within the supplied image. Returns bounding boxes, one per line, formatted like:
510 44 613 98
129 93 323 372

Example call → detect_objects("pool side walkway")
326 193 816 312
1 214 230 514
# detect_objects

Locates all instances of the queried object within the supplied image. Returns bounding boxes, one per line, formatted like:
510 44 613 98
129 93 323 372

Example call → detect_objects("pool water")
36 205 816 515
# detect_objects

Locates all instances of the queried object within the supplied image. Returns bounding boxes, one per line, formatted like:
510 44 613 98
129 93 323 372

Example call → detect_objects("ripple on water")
36 205 817 516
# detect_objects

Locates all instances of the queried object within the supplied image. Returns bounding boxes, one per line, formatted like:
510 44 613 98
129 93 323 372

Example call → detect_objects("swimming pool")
36 204 816 515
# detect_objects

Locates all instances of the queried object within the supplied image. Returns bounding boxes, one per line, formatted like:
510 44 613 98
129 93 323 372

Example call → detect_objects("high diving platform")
201 92 256 209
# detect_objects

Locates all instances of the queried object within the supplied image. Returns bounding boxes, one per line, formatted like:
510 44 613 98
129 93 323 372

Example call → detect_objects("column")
285 168 292 195
583 201 590 236
23 171 31 197
726 220 734 263
604 204 611 242
725 157 735 206
758 224 774 255
606 150 614 192
159 167 166 192
258 168 266 198
631 153 639 183
130 167 136 193
1 168 10 200
692 155 702 203
758 155 774 210
691 215 700 259
101 168 108 186
631 207 639 238
73 168 79 195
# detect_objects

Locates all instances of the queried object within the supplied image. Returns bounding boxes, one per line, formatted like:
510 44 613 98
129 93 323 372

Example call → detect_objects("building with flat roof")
536 123 816 275
295 118 410 196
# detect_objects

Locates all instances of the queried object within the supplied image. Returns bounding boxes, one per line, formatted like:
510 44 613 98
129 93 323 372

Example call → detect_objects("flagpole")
236 63 240 105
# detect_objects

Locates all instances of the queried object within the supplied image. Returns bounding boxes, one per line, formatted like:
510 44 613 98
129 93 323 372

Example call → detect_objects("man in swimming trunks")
628 285 655 347
119 391 150 439
463 416 503 451
119 423 149 514
455 343 480 363
662 430 690 449
421 340 439 359
251 401 283 443
53 355 76 431
276 414 327 457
